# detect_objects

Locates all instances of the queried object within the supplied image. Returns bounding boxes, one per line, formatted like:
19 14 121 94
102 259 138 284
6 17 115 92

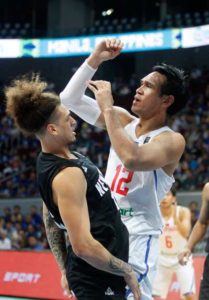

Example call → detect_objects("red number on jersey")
111 165 134 196
165 236 173 248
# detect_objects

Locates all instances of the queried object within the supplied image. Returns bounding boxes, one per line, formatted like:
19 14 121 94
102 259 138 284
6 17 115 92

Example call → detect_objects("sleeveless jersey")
105 118 175 236
159 206 187 266
36 151 129 280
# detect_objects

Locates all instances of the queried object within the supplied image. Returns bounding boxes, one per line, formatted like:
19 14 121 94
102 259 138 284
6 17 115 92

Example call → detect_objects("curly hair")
5 74 60 135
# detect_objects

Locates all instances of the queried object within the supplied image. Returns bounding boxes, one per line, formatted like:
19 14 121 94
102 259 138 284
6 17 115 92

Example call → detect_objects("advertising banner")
0 251 205 299
0 251 71 299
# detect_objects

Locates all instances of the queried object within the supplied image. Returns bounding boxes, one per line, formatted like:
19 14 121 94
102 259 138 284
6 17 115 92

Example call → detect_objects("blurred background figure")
153 187 196 300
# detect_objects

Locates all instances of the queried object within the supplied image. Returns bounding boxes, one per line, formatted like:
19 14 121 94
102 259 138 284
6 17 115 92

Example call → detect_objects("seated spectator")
27 236 45 251
0 229 11 250
189 201 199 228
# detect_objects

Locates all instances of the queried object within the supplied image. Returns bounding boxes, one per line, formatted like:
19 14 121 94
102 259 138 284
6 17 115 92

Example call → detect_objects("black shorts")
199 254 209 300
65 251 126 300
69 272 126 300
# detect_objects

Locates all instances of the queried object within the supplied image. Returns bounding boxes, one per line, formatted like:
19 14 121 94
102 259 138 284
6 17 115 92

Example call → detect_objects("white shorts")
126 234 159 300
152 257 196 299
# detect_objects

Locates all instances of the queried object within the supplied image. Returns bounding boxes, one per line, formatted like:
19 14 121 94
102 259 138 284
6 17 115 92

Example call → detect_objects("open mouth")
133 96 141 102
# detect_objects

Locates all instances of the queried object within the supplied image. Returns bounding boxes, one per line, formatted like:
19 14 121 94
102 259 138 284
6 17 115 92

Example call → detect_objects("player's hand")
89 39 123 65
61 271 75 299
87 80 114 112
178 247 191 265
124 270 141 300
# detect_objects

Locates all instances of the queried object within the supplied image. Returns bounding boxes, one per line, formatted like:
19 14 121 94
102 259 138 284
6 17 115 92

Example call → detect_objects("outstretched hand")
87 80 114 112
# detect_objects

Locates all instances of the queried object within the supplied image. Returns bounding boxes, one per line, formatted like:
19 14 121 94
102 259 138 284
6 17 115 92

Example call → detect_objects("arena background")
0 0 209 299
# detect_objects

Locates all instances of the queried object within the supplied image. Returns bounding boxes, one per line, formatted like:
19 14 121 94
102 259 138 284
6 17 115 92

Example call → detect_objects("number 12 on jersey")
111 164 134 196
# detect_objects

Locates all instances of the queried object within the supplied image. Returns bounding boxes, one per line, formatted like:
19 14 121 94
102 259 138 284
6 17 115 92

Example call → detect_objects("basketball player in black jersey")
5 70 140 299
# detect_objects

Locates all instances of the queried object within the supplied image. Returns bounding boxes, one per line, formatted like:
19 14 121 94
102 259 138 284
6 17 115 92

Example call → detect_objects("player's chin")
131 104 141 115
69 135 76 143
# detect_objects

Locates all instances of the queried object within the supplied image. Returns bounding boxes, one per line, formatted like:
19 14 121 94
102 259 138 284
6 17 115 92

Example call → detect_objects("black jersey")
36 151 129 292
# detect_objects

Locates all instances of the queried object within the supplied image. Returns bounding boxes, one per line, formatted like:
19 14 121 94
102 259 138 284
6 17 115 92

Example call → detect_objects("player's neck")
41 142 74 159
135 116 166 137
161 206 173 218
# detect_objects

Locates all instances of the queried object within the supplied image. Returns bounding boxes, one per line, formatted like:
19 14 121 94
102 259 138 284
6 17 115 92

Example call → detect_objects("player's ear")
162 95 174 109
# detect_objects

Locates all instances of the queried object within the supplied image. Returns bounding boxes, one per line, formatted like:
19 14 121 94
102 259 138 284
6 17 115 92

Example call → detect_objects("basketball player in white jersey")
60 39 187 300
152 187 196 300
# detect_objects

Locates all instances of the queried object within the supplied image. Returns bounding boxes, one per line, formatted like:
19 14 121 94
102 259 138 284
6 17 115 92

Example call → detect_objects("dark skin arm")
179 182 209 264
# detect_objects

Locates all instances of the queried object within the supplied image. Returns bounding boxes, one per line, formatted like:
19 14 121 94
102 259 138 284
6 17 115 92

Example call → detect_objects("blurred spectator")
189 201 199 228
0 229 12 249
27 236 45 251
0 205 49 251
30 205 42 228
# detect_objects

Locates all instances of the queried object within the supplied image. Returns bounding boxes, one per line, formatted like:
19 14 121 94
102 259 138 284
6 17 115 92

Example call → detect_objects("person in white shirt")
60 39 187 300
152 187 196 300
0 229 12 250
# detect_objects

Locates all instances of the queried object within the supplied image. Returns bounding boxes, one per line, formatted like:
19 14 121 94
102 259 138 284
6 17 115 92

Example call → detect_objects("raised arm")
52 167 140 300
60 39 133 128
179 183 209 265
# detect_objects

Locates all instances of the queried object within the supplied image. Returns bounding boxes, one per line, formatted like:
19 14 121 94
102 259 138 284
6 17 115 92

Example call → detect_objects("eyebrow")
65 111 71 120
140 79 155 87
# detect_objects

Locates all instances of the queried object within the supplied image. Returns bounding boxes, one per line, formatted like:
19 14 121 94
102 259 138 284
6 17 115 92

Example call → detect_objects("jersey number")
111 165 134 196
165 236 173 248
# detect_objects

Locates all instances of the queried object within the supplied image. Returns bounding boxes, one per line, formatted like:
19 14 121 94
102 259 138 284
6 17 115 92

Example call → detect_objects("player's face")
131 72 166 118
52 105 77 144
160 191 175 208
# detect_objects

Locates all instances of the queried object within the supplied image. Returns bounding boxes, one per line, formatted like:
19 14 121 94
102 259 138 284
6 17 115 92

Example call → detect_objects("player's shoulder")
154 131 185 156
203 182 209 201
203 182 209 193
178 205 190 217
158 130 185 143
113 106 136 127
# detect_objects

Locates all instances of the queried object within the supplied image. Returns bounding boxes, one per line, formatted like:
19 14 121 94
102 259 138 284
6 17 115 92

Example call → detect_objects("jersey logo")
105 287 114 295
143 136 151 144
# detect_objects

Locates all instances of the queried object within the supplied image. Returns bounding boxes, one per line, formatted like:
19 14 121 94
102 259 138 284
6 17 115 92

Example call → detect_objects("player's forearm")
43 211 67 272
75 238 133 278
86 53 104 69
187 221 207 251
103 107 139 170
174 219 190 238
60 60 101 125
60 60 96 106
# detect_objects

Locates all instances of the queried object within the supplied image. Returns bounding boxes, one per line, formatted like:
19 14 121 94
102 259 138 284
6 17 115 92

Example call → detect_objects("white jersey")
159 206 188 266
105 118 175 236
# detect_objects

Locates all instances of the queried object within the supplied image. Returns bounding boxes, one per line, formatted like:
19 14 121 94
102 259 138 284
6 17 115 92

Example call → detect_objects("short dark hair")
152 63 188 115
5 74 60 135
170 185 177 197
